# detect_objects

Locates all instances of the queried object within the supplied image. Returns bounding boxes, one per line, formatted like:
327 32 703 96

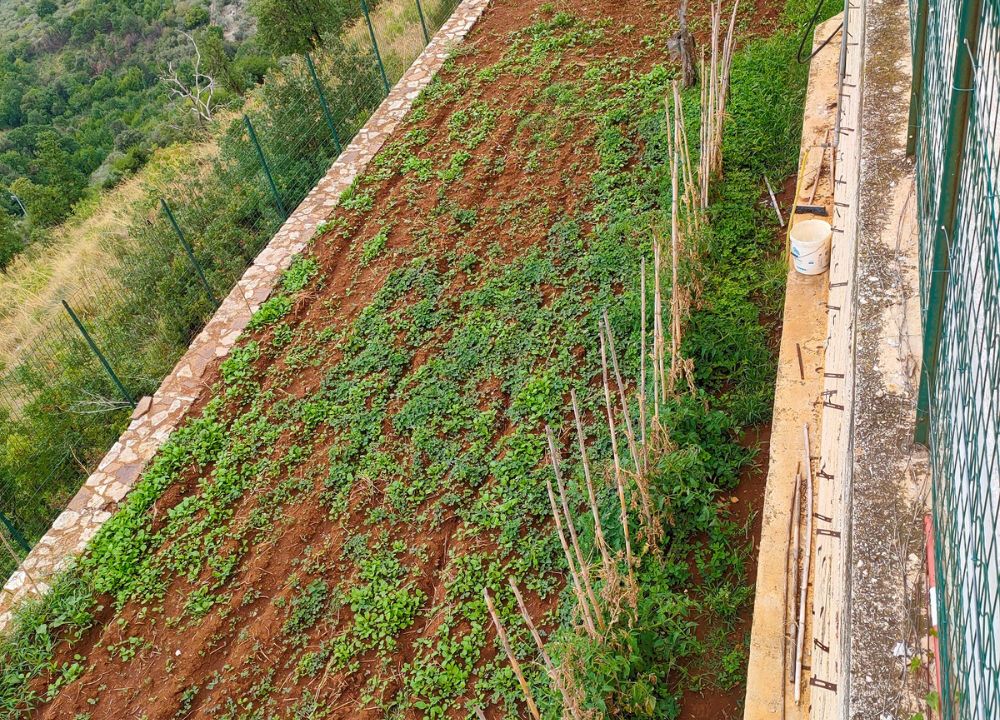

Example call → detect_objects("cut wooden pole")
484 588 542 720
602 310 641 473
652 230 667 403
714 0 740 165
509 578 557 673
673 82 700 238
794 425 814 704
698 48 711 209
670 103 682 397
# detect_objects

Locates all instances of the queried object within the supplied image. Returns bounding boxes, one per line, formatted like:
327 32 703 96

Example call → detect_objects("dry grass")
342 0 456 80
0 141 219 369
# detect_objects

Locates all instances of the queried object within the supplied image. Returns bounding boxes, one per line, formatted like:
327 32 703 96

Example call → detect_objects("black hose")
796 0 843 64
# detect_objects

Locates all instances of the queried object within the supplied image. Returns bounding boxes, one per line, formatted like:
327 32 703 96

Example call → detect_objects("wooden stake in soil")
652 229 666 407
794 425 814 704
508 577 588 720
698 0 740 204
764 175 785 227
484 588 542 720
509 578 556 672
674 0 698 87
604 311 657 542
602 310 642 474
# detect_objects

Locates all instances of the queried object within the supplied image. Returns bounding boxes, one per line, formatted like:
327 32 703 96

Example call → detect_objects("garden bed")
0 0 817 717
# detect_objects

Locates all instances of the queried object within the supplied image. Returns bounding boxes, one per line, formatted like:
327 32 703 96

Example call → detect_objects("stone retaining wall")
0 0 491 632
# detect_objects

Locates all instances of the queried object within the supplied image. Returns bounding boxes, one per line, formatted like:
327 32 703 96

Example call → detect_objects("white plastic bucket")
790 218 832 275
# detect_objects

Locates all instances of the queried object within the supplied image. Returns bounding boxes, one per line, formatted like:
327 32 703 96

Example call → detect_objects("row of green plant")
0 0 460 579
0 0 825 716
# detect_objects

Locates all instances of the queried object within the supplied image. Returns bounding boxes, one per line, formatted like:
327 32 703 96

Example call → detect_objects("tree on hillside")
0 210 23 271
35 0 57 19
10 132 86 226
250 0 358 57
162 31 217 125
196 26 246 95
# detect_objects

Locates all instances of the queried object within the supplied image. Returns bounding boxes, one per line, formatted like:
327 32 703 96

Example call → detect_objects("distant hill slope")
0 0 259 231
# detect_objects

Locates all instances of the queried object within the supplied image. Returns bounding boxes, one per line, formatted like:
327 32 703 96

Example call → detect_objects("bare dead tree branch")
161 31 217 125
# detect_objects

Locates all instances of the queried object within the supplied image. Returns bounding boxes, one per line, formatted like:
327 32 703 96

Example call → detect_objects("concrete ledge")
0 0 492 633
743 14 848 720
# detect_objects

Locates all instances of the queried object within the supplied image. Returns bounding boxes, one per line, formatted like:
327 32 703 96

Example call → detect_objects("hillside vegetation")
0 0 258 230
0 0 399 266
0 0 832 716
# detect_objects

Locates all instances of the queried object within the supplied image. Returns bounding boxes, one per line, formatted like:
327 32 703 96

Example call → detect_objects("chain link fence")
0 0 462 581
910 0 1000 716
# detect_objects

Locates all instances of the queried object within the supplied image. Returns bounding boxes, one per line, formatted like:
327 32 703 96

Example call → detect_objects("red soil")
22 1 785 718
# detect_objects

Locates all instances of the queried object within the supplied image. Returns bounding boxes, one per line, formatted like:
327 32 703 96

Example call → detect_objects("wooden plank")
809 3 865 719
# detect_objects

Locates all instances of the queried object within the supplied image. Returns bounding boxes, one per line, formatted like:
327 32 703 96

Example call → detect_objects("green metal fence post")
415 0 431 45
161 199 219 306
306 53 343 154
243 114 288 219
62 300 135 408
0 508 30 554
906 0 929 157
915 0 983 445
361 0 391 96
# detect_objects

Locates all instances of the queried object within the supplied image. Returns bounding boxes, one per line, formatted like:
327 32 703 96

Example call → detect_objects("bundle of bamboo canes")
699 0 740 208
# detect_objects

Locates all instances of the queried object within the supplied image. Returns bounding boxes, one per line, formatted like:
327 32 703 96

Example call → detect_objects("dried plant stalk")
545 476 599 638
652 228 667 405
698 0 740 203
599 326 635 576
546 426 605 631
602 310 641 473
483 588 542 720
570 389 614 575
639 257 648 452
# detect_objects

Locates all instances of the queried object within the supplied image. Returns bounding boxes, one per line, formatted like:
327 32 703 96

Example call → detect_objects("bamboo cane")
599 326 634 574
570 389 614 574
545 475 598 637
546 426 604 630
788 472 801 684
602 310 641 473
639 256 648 453
484 588 542 720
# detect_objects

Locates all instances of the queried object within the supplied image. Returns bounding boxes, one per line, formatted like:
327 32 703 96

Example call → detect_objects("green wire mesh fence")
910 0 1000 716
0 0 463 582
